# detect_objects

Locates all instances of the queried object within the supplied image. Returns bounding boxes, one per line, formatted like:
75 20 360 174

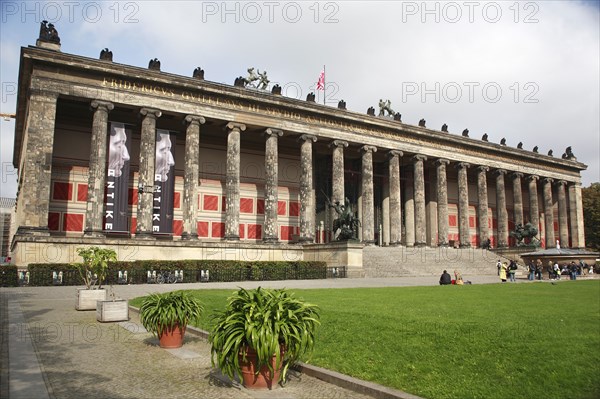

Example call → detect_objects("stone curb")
129 304 424 399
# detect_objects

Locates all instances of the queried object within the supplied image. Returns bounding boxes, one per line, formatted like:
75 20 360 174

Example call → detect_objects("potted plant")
139 290 203 349
209 287 320 389
75 246 117 310
97 285 129 322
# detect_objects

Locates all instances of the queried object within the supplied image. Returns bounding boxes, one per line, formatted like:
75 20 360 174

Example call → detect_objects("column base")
181 232 199 241
414 242 427 247
438 242 449 247
361 240 376 246
388 241 403 247
262 236 279 244
459 243 472 248
224 235 240 241
298 236 314 243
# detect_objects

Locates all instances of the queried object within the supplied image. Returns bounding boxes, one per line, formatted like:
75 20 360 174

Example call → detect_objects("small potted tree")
209 287 320 389
139 291 204 349
75 246 117 310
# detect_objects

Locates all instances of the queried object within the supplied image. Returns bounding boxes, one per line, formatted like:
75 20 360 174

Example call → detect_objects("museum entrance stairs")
362 246 502 277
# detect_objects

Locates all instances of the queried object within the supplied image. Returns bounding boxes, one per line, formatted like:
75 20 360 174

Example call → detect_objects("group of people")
439 270 471 285
495 258 594 282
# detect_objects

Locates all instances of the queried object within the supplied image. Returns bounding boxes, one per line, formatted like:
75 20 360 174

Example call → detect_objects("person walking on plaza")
497 259 502 276
535 259 543 280
500 262 508 283
508 260 517 282
439 270 452 285
528 261 536 281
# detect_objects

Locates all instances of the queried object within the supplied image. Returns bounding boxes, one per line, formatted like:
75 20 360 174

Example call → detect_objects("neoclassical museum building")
9 26 587 273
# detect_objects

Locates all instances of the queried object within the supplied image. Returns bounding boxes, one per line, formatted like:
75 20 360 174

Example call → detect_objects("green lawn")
132 281 600 399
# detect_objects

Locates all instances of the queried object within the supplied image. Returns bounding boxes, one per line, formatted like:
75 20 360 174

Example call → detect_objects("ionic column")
136 108 162 237
568 183 586 248
360 145 377 244
15 89 58 235
388 150 403 246
511 172 524 227
84 100 114 237
181 115 205 240
263 128 283 242
457 162 471 248
495 169 508 248
476 166 489 247
413 155 427 247
224 122 247 240
557 180 569 247
404 182 415 247
298 134 317 242
542 177 555 247
436 159 450 246
330 140 348 234
527 175 540 236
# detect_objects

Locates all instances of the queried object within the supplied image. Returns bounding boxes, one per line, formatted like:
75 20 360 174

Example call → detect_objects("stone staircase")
362 246 507 277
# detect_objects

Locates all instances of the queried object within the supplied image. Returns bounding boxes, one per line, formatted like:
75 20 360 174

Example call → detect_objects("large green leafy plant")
75 246 117 289
209 287 320 383
139 291 204 337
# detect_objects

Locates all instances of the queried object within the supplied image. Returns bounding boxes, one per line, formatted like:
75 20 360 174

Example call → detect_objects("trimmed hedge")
25 260 327 286
0 266 18 287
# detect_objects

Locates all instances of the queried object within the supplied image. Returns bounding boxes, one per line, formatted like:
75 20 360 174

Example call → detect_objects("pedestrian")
454 270 464 285
500 262 508 283
528 261 536 281
570 262 578 280
508 260 517 282
496 259 502 276
553 262 561 280
535 259 543 280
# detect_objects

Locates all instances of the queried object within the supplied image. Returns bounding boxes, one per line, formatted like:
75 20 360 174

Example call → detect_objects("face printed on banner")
108 126 130 177
155 132 175 182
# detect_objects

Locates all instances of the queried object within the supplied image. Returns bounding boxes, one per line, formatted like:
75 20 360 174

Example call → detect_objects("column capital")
184 114 206 125
494 169 507 176
360 145 377 154
329 140 348 149
298 134 317 143
456 162 470 170
477 165 489 173
436 158 450 166
140 107 162 119
413 154 427 162
511 171 524 179
527 174 539 181
226 122 246 132
543 177 554 184
556 180 567 187
90 100 114 112
265 128 283 138
388 150 404 159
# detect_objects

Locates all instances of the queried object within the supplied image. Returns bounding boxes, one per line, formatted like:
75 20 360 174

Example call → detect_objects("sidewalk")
0 275 545 399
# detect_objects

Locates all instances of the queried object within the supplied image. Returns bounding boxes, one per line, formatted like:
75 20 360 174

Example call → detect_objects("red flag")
316 70 325 90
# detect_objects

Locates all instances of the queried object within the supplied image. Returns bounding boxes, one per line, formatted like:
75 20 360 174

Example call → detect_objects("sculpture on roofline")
378 99 395 117
482 133 488 141
462 129 469 137
39 20 60 44
441 124 448 132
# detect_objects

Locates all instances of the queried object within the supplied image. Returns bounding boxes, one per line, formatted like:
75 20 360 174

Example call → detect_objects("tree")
582 183 600 250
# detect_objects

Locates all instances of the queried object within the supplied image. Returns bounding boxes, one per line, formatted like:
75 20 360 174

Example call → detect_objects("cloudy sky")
1 0 598 198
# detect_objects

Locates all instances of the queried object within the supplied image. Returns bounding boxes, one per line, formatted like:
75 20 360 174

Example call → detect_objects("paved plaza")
0 275 539 399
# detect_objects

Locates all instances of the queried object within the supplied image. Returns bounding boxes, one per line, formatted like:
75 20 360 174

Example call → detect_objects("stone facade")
8 41 588 267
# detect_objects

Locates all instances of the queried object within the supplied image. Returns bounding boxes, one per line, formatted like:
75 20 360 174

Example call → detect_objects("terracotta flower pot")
239 346 284 389
158 324 186 349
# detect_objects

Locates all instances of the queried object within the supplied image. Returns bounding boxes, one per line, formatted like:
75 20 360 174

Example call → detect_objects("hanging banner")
105 122 131 233
152 129 176 234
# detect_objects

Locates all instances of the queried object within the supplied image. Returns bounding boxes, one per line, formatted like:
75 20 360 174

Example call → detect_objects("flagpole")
323 64 326 105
